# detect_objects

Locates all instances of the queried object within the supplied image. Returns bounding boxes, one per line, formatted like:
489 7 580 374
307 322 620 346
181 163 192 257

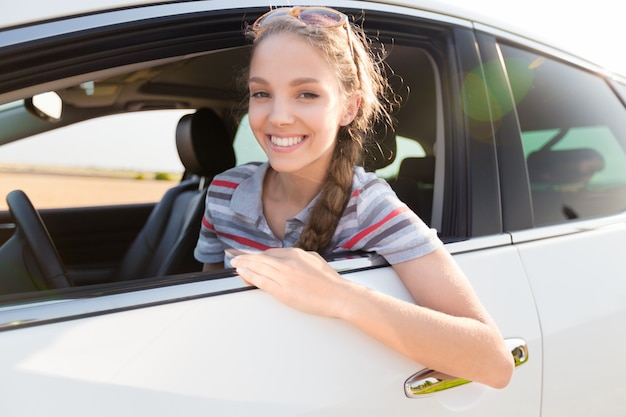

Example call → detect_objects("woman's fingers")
231 248 306 279
230 248 347 317
232 253 278 277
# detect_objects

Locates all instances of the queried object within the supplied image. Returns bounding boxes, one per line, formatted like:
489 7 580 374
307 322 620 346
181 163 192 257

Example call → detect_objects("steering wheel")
6 190 72 290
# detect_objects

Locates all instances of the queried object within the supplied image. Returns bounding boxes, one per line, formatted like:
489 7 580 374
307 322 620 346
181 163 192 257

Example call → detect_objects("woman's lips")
268 135 307 151
270 135 304 147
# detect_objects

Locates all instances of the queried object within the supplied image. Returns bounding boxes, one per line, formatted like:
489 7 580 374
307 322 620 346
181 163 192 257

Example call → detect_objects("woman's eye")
299 92 319 99
250 91 270 99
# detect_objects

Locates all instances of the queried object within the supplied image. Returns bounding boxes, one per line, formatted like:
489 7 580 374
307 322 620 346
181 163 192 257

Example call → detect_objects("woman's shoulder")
351 166 394 197
349 166 412 219
210 161 265 188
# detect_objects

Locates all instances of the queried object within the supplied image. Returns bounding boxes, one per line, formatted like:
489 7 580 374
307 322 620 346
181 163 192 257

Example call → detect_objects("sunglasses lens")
298 9 345 27
255 9 290 27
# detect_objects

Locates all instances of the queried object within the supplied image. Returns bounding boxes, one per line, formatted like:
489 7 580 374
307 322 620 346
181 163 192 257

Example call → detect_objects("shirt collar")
230 161 320 225
230 162 268 224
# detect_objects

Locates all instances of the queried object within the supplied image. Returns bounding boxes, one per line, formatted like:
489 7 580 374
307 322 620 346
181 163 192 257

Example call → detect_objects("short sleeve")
338 176 443 264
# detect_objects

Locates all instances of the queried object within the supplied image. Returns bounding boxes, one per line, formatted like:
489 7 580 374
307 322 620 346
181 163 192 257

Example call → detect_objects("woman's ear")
340 92 362 126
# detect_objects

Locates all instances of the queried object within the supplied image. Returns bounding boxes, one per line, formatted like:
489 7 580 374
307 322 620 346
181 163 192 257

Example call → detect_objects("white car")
1 1 625 416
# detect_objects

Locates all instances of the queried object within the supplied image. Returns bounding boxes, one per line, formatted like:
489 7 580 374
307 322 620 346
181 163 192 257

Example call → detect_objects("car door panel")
446 237 542 416
0 203 154 284
42 204 153 283
512 217 626 417
0 244 540 416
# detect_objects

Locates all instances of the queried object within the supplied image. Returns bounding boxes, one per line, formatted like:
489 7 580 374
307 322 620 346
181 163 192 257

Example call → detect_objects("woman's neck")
262 166 326 240
265 166 324 209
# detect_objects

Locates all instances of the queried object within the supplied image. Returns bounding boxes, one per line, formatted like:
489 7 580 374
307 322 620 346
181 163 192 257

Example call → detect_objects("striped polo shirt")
194 162 442 266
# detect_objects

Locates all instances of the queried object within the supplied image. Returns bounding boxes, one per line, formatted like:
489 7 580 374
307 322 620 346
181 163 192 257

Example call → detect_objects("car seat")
391 156 436 224
526 148 605 224
111 108 236 281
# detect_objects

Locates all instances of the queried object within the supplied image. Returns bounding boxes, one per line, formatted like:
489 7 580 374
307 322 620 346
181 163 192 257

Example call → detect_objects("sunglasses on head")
253 6 349 29
253 6 358 72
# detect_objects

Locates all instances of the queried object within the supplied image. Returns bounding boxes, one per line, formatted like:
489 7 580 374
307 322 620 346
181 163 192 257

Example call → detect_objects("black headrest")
527 148 604 185
398 156 436 182
362 122 397 171
175 108 236 177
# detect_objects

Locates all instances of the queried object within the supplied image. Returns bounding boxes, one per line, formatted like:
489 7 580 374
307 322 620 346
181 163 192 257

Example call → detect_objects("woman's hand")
230 247 351 318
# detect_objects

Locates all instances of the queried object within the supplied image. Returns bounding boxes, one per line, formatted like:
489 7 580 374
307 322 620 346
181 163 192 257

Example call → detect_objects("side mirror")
25 91 63 122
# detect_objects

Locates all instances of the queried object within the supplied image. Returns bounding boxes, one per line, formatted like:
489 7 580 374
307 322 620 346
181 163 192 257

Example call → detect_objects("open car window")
0 110 188 209
0 6 451 304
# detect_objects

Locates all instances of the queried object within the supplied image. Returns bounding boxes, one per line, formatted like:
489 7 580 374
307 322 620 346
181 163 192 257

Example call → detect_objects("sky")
0 0 624 172
451 0 626 77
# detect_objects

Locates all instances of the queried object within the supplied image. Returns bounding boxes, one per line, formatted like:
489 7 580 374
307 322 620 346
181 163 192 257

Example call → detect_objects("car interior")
0 26 446 298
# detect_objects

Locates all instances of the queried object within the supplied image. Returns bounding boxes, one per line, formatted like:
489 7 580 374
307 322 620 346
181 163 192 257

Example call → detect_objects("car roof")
1 0 170 28
0 0 546 44
3 0 616 78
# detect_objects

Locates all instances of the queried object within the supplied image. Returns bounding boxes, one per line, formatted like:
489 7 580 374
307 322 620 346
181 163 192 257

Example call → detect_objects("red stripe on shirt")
202 215 215 230
204 215 270 250
211 179 239 189
216 231 273 251
341 206 410 249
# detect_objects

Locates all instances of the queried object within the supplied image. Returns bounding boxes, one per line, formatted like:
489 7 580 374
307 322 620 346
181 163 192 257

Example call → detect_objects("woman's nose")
268 97 294 126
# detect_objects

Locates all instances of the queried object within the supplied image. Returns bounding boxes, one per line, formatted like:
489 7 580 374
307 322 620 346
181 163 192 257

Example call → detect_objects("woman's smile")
270 135 306 148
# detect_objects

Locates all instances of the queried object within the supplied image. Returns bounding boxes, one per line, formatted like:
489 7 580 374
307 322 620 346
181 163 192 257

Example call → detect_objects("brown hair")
246 11 395 253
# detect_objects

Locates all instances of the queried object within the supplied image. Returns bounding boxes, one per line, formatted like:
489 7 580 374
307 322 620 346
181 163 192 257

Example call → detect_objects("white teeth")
271 136 303 147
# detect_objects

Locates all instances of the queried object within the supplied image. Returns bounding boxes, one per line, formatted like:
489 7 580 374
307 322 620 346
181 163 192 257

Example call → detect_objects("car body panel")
512 216 626 416
1 244 541 416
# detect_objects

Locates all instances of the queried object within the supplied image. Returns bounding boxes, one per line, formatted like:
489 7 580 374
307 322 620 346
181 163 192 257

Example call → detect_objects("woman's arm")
230 247 514 388
351 248 513 388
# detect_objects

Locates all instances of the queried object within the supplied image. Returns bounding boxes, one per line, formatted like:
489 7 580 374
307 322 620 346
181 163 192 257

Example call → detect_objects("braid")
296 131 362 253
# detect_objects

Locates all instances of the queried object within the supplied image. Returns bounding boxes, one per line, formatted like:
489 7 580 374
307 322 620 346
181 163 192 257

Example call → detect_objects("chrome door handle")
404 338 528 398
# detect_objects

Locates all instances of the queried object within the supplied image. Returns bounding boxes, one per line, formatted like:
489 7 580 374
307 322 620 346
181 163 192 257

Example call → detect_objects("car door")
0 253 539 417
0 1 543 415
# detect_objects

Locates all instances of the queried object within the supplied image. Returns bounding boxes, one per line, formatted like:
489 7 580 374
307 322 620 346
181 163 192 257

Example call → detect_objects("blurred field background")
0 166 177 210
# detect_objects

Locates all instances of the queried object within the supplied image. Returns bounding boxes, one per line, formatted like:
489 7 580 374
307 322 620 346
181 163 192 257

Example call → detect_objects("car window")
500 44 626 225
375 136 425 180
0 109 188 209
232 115 267 165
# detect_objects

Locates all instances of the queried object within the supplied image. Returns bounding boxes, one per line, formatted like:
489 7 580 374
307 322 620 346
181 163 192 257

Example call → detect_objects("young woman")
194 6 514 388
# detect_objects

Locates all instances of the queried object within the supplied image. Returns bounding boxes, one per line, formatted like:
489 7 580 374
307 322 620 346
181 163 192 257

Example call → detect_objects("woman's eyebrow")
248 76 268 84
290 77 320 86
248 76 320 86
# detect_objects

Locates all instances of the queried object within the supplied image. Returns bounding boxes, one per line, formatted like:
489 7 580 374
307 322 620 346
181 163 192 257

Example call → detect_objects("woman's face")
247 33 358 179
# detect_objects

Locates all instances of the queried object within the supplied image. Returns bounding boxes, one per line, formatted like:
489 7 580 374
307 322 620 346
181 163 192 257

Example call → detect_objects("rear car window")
501 44 626 225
